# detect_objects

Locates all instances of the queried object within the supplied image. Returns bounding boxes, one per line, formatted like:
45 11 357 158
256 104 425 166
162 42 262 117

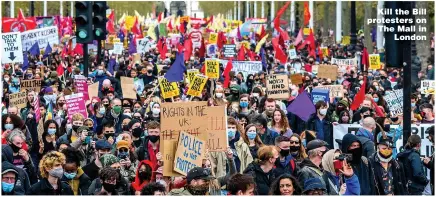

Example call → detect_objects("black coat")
368 153 407 195
61 171 92 195
305 114 333 149
243 162 276 195
397 148 429 194
26 178 74 195
1 145 38 184
424 153 434 194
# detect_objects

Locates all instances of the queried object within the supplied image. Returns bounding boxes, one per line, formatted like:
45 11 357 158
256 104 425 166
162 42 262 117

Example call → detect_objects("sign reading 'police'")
1 32 23 64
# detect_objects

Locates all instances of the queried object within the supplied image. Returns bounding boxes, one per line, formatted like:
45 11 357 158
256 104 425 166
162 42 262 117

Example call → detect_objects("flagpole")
237 0 241 21
10 1 14 17
261 1 264 18
309 0 314 28
270 1 275 28
246 1 249 20
290 1 295 34
234 1 237 21
376 1 384 50
336 0 342 43
60 1 63 16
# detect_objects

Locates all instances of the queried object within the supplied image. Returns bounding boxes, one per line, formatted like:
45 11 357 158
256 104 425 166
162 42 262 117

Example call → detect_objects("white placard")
2 32 23 64
136 37 153 54
113 43 123 55
331 58 357 66
213 59 263 78
288 48 297 59
21 26 59 51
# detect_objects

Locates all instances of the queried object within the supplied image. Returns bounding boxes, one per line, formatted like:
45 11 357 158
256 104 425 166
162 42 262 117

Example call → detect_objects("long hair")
271 109 291 135
290 133 308 160
268 174 302 195
241 124 263 148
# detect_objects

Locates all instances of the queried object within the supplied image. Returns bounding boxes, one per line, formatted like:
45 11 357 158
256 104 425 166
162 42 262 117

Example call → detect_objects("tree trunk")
364 2 374 53
323 2 330 37
4 1 10 17
415 1 431 71
342 1 350 36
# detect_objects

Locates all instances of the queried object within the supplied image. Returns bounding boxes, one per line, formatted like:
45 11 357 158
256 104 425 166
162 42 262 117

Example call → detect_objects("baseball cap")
306 139 329 151
303 178 326 193
186 167 215 183
378 136 394 148
116 140 130 150
95 140 112 150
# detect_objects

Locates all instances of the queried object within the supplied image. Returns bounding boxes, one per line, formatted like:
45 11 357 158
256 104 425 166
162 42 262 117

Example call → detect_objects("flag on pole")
294 28 304 46
350 77 367 110
223 59 233 88
287 91 316 121
272 37 287 64
29 42 40 56
43 43 52 58
107 9 116 34
164 52 186 82
273 2 291 32
304 2 311 26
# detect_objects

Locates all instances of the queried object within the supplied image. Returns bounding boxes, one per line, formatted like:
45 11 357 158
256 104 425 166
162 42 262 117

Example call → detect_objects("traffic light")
75 1 93 43
93 2 108 40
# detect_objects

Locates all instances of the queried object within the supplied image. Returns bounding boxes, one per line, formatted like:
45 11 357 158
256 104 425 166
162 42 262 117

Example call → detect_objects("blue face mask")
48 128 56 135
239 101 249 108
99 107 106 115
373 98 379 103
64 172 77 180
227 129 236 139
4 124 14 130
97 70 104 76
2 182 14 193
118 152 129 159
411 103 416 108
247 132 257 140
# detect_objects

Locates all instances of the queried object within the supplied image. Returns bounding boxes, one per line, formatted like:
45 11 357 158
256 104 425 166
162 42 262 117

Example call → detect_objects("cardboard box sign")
9 91 27 108
173 131 206 176
266 74 290 100
317 64 338 81
290 74 303 85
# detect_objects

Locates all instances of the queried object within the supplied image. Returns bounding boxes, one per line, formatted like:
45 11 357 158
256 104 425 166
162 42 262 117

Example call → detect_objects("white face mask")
124 113 132 117
252 93 260 98
319 108 328 116
215 93 223 98
152 108 160 115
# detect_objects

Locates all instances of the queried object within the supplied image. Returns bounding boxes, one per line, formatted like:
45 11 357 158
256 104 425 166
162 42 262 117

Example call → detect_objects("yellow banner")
158 77 180 99
342 36 350 45
187 74 208 97
320 47 328 57
205 59 220 79
369 54 381 69
187 69 200 83
209 33 218 44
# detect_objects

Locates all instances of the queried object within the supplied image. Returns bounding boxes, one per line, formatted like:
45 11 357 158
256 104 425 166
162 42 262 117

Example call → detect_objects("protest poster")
331 58 358 66
9 91 27 108
303 28 310 35
317 64 338 80
120 77 137 99
369 54 381 69
65 93 87 121
266 75 290 100
187 74 208 97
180 16 190 23
319 85 344 98
136 37 153 54
288 46 297 59
206 44 217 57
21 26 59 51
20 79 42 93
384 89 403 116
113 38 120 43
107 35 115 44
205 106 228 152
160 101 208 176
189 30 202 48
88 83 99 100
223 44 236 58
158 77 180 99
209 33 218 44
216 59 263 78
290 74 303 85
173 131 206 176
187 69 199 83
311 88 330 104
341 36 350 45
205 59 220 79
113 43 123 55
74 75 89 100
159 23 168 37
320 47 329 57
2 32 24 64
421 80 435 94
133 53 141 63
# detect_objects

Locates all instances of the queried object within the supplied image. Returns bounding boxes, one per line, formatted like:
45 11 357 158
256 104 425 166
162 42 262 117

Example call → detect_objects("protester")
241 123 264 159
169 167 215 195
226 174 256 195
243 145 278 195
306 101 333 148
141 182 166 195
269 174 302 195
356 117 376 158
272 136 298 177
423 126 435 195
289 133 308 163
60 147 91 195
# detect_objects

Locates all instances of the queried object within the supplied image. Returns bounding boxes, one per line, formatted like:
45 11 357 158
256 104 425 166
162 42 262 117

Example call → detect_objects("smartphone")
333 160 343 172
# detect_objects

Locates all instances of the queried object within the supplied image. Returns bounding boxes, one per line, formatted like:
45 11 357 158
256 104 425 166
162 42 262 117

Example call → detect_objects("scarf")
147 141 158 168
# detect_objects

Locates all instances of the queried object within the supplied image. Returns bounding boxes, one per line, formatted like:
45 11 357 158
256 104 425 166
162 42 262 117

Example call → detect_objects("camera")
336 153 353 162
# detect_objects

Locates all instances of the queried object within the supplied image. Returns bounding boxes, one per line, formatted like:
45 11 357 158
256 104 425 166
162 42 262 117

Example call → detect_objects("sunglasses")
118 148 129 153
290 140 300 145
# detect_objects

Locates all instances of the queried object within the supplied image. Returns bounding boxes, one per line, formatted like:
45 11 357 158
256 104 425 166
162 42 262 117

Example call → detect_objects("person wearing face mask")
115 140 137 182
1 161 29 195
397 135 429 195
60 147 91 195
82 139 112 180
241 124 264 159
272 136 298 178
57 113 85 146
423 126 435 195
355 117 377 158
212 85 228 106
331 99 349 122
135 121 163 168
243 145 278 195
306 101 333 149
227 85 241 104
26 151 74 195
368 137 407 195
169 167 215 195
289 134 308 163
374 117 403 159
90 167 121 195
38 120 59 158
145 102 161 122
236 94 256 117
102 98 129 134
131 160 154 195
138 65 157 85
42 87 57 106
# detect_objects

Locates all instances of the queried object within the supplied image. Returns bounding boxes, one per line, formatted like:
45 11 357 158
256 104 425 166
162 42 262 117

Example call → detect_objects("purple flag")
22 52 29 71
287 91 316 122
371 27 376 43
128 40 136 54
43 43 52 58
260 48 267 71
108 58 116 75
29 42 40 56
164 52 186 82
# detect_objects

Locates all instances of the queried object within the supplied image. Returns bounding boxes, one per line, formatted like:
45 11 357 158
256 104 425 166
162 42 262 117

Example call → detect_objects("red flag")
274 2 291 32
168 19 173 31
205 15 214 26
307 29 316 50
318 47 323 60
256 25 266 41
371 99 385 117
2 9 37 33
158 38 167 60
248 49 256 61
107 10 116 34
223 59 233 88
157 12 163 23
131 17 141 35
57 62 65 76
73 43 83 56
362 47 369 69
237 46 246 61
350 77 367 110
61 45 68 58
217 31 226 49
184 38 192 60
304 2 311 26
272 37 287 64
293 28 304 46
179 22 185 34
199 37 206 58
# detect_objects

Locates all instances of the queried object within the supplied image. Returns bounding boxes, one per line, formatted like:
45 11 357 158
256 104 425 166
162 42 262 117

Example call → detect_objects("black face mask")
10 143 21 153
147 70 153 74
132 127 143 138
149 135 160 143
72 125 80 132
347 147 362 164
187 184 209 195
289 146 300 152
280 148 290 157
313 82 319 86
105 133 114 139
103 183 116 193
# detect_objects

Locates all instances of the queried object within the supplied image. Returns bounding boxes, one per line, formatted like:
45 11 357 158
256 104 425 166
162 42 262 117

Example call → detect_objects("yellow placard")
158 77 180 99
113 38 120 43
209 33 218 44
108 35 115 44
303 28 310 35
187 74 208 97
205 59 219 79
187 69 200 83
341 36 350 45
369 54 381 69
320 47 328 57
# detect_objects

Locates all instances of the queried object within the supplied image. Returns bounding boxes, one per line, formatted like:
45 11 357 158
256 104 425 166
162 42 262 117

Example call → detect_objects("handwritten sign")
9 91 27 108
158 77 180 99
290 74 303 85
266 74 290 100
88 83 99 100
384 89 404 117
187 69 199 83
173 131 206 176
20 79 42 93
331 58 357 66
209 33 218 44
205 59 219 79
319 85 344 98
160 101 208 176
120 77 137 99
223 44 236 58
369 54 381 69
421 80 435 94
187 74 208 97
65 93 87 121
21 26 59 51
113 43 123 55
74 75 89 100
2 32 23 64
317 64 338 80
205 106 228 152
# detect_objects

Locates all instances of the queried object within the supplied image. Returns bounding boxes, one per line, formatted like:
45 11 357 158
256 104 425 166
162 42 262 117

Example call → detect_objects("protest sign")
159 23 167 37
133 53 141 63
223 44 236 58
9 91 27 108
120 77 137 99
331 58 357 66
113 38 120 43
207 44 217 57
107 35 115 44
88 83 99 100
187 74 208 97
266 75 290 100
320 47 328 57
21 26 59 51
136 37 153 54
158 77 180 99
180 16 190 23
216 59 263 78
319 85 344 98
288 47 297 59
33 94 40 123
160 101 208 176
173 131 206 176
311 88 330 104
369 54 381 69
113 43 123 55
317 64 338 80
20 79 42 93
190 30 202 48
187 69 200 83
341 36 350 45
421 80 435 94
74 75 89 100
290 74 303 85
65 93 87 121
205 59 220 79
205 106 228 152
303 28 310 35
2 32 23 64
209 33 218 44
384 89 403 116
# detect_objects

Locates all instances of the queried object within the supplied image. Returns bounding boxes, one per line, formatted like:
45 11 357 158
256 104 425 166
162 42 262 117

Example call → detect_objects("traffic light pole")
83 43 89 77
97 40 102 65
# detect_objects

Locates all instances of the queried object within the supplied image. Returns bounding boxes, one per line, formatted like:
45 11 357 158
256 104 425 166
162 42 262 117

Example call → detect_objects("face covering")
187 184 209 195
291 90 298 97
247 131 257 140
99 107 106 115
239 101 249 108
103 183 116 193
132 127 143 138
10 143 21 153
4 77 10 82
152 108 160 115
319 109 327 116
373 98 379 103
118 152 129 159
4 124 14 130
48 167 64 178
215 93 223 98
112 106 122 114
64 172 77 180
347 147 362 164
378 149 393 162
384 124 391 131
280 148 290 157
48 128 57 135
341 116 349 122
227 129 236 139
411 103 416 108
105 133 114 139
289 146 300 152
72 125 80 132
2 182 14 193
252 93 260 98
124 113 132 117
149 135 160 143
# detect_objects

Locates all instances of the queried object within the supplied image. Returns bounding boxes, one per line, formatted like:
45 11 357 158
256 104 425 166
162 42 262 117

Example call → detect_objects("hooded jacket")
1 161 30 195
355 128 376 158
322 149 360 195
131 160 154 192
243 162 276 195
61 167 91 195
306 114 333 149
1 145 38 184
397 148 429 194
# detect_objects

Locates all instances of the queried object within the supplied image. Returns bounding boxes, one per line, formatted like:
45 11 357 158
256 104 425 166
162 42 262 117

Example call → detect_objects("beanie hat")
99 154 119 168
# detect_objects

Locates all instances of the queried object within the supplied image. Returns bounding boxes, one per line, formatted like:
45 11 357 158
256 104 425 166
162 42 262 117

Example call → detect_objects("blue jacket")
356 128 376 158
306 114 333 149
397 148 429 194
327 172 361 195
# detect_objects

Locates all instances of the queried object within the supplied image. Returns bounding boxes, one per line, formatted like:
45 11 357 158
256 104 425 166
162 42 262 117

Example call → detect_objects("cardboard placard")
312 65 319 74
120 77 137 99
186 69 199 83
223 44 236 58
88 83 99 100
205 106 228 152
311 88 330 104
317 64 338 80
133 53 141 63
290 74 303 85
20 79 42 93
205 59 219 79
319 85 344 98
21 26 59 51
74 75 89 100
65 93 87 121
209 33 218 44
266 74 290 100
384 89 404 117
113 38 120 43
187 74 208 97
173 131 206 176
136 37 153 54
421 80 435 94
9 91 27 108
2 32 24 64
341 36 350 45
160 101 208 176
369 54 381 69
158 77 180 99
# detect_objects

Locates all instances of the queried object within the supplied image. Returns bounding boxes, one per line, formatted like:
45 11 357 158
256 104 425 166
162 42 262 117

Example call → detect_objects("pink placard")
74 75 89 100
65 93 88 121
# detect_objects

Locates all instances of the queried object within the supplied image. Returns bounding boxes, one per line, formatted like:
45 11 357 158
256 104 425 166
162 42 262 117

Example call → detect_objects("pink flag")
293 28 303 46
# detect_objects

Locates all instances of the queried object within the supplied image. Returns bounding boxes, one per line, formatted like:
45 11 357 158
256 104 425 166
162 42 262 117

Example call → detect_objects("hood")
2 145 14 163
321 149 339 175
2 161 18 175
397 149 414 159
131 160 154 191
341 134 362 154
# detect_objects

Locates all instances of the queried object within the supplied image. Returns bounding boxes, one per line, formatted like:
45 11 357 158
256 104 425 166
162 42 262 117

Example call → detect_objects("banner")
318 85 344 98
9 91 27 108
369 54 381 69
205 59 220 79
20 79 42 93
266 74 290 100
209 32 218 44
65 93 87 121
187 74 208 97
113 43 123 55
120 77 137 99
21 26 59 51
223 44 236 58
317 64 338 80
74 75 89 100
384 89 404 116
311 88 330 104
421 80 435 94
189 30 202 49
173 131 206 176
186 69 199 83
158 77 180 99
136 37 153 54
216 59 263 79
205 106 228 152
2 32 24 64
160 101 208 176
290 74 303 85
331 58 358 67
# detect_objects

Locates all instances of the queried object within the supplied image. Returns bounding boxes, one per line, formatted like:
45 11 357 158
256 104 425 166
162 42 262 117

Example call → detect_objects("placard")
187 74 208 97
206 44 217 57
186 69 199 83
74 75 89 100
288 47 297 59
133 53 141 63
120 77 137 99
113 43 123 55
312 65 319 74
384 89 403 116
421 80 435 94
65 93 87 121
2 32 24 64
160 101 208 176
173 131 206 176
189 30 202 49
290 74 303 85
20 79 42 93
21 26 59 51
158 77 180 99
319 85 344 98
311 88 330 104
205 106 228 152
331 58 357 66
341 36 350 45
320 47 328 57
136 37 153 54
205 59 220 79
369 54 381 69
266 74 290 100
88 83 99 100
303 28 310 35
209 33 218 44
317 64 338 80
107 35 115 44
8 91 27 108
214 59 263 79
223 44 236 58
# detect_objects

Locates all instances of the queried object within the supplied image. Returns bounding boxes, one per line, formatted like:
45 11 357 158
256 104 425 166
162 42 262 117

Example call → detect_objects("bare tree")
415 1 431 71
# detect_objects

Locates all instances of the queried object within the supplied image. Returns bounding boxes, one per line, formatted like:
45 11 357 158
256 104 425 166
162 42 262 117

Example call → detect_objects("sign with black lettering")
266 74 290 100
20 79 42 93
223 44 236 58
21 26 59 51
384 89 403 117
205 59 219 79
205 106 228 152
173 131 206 176
2 32 23 64
187 74 208 97
136 37 153 54
8 91 27 108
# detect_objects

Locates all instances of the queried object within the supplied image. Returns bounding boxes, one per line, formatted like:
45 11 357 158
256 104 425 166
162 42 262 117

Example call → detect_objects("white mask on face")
152 108 160 115
215 93 223 98
319 109 328 116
